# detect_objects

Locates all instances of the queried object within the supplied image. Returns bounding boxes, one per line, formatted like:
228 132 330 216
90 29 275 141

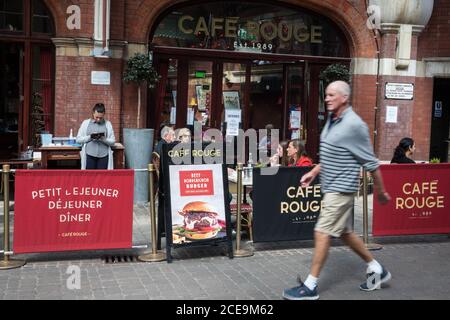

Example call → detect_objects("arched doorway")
0 0 55 160
148 0 350 161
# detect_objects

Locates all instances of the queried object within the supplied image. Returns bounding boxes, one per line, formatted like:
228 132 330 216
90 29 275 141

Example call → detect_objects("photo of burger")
176 201 224 240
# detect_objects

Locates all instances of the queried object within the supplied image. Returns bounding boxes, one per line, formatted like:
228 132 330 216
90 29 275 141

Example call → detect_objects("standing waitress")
76 103 116 169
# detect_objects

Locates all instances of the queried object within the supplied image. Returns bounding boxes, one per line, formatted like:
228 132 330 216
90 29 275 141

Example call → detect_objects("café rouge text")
178 15 323 43
168 149 221 158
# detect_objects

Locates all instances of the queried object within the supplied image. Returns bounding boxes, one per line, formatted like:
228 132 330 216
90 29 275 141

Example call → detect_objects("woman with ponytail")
391 137 415 164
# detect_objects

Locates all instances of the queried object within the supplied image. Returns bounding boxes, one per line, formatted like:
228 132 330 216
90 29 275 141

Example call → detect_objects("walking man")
283 81 391 300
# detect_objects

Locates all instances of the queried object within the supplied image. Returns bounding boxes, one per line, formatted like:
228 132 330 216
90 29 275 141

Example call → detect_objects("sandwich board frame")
160 142 233 263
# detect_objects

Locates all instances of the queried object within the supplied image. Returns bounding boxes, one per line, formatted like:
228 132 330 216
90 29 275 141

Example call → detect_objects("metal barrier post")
138 164 166 262
0 165 26 269
362 169 382 251
234 163 253 257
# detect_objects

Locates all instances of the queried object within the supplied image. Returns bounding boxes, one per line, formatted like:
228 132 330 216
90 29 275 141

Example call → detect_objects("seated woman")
287 139 313 167
175 127 191 143
391 137 415 164
269 140 289 167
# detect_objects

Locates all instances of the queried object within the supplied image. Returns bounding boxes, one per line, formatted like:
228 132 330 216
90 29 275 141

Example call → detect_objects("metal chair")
151 151 160 198
229 203 253 241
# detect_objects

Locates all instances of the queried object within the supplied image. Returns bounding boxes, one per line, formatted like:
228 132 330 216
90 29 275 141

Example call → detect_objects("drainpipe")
119 0 127 142
366 0 382 155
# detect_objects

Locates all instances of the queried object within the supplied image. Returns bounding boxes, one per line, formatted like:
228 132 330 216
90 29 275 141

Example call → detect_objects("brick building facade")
1 0 449 162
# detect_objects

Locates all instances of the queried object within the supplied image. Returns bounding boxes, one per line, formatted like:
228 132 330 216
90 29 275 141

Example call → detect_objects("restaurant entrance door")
151 53 331 163
430 78 450 163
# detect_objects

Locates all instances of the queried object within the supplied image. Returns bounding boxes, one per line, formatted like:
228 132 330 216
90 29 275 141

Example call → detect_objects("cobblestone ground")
1 196 450 300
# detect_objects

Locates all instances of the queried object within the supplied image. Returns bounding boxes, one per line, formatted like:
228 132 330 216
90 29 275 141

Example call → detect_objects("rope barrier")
0 165 26 270
362 169 382 251
138 164 166 262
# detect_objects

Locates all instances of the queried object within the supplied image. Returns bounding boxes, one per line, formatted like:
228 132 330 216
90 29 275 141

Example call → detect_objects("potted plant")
122 53 160 202
320 63 351 86
430 157 441 164
123 52 160 128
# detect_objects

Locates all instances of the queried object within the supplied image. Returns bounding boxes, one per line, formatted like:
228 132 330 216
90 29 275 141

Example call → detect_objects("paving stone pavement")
1 196 450 300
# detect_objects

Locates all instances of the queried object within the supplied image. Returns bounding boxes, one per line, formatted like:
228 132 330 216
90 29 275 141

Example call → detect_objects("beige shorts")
315 192 355 237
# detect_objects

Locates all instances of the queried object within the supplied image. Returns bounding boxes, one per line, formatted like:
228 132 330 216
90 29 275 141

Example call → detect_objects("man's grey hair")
161 126 174 139
330 80 351 98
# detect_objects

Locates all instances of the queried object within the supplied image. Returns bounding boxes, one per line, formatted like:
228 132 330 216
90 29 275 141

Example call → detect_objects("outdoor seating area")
229 203 253 241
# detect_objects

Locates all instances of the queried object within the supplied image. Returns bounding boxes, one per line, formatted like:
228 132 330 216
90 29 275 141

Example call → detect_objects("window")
0 0 23 32
0 0 54 153
0 0 53 34
32 0 53 34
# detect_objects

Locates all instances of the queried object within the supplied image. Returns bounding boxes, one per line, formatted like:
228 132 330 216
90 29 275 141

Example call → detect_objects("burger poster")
168 164 228 245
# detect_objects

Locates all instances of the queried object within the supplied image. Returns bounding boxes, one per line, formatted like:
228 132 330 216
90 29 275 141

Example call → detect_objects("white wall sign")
66 5 81 30
91 71 110 85
385 83 414 100
386 106 398 123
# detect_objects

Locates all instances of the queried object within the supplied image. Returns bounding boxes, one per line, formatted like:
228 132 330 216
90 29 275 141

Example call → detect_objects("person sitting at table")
76 103 115 169
269 140 289 167
258 123 274 154
391 137 416 164
287 139 313 167
155 126 175 156
175 127 192 143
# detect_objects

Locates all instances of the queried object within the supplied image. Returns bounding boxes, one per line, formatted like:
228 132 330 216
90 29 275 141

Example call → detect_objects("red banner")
373 164 450 236
13 170 134 253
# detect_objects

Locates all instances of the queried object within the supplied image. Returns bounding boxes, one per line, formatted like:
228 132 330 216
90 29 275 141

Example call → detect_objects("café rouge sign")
168 148 221 158
178 15 323 43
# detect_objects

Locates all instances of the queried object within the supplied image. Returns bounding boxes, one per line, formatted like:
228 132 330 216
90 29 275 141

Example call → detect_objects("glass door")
222 62 246 132
249 62 284 131
305 63 329 162
285 64 305 142
188 61 213 128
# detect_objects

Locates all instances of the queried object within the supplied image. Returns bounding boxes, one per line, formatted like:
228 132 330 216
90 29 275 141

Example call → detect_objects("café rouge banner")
252 167 321 242
13 170 134 253
153 1 348 57
373 164 450 236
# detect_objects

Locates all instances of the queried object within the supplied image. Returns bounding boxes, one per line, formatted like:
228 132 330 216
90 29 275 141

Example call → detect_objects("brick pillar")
375 24 427 161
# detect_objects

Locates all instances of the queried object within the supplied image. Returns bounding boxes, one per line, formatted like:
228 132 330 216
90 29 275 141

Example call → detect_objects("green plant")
430 157 441 163
123 53 160 128
320 63 351 86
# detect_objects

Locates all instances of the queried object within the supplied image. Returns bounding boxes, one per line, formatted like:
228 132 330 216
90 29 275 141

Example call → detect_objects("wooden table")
37 143 125 169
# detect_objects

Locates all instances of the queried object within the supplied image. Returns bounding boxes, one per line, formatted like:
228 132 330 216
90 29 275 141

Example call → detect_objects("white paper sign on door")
225 109 241 136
